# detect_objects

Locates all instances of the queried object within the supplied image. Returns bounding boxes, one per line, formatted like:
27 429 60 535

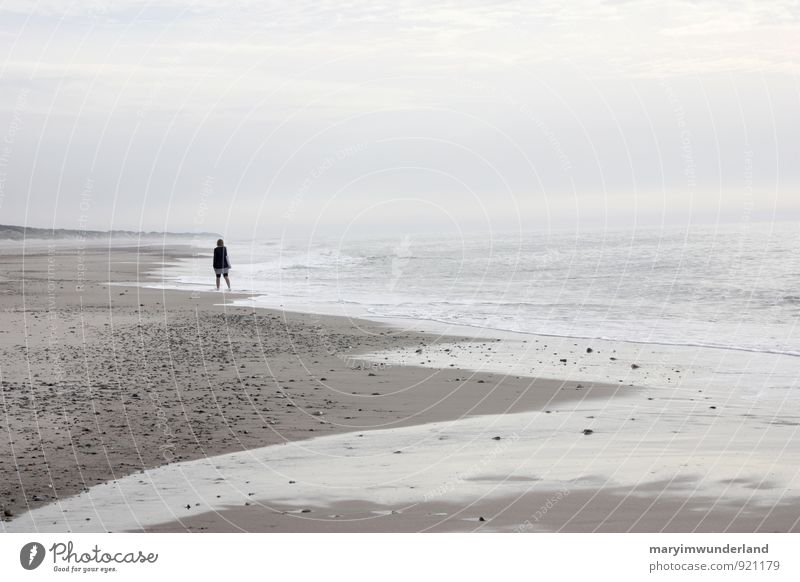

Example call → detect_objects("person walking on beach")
213 238 231 290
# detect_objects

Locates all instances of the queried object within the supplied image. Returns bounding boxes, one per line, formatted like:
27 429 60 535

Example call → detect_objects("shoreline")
1 242 629 532
2 242 798 533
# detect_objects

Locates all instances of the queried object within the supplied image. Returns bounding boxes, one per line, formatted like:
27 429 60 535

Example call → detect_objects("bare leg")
216 275 221 290
223 274 231 290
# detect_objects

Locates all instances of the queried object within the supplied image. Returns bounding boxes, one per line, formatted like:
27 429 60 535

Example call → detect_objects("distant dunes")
0 223 219 241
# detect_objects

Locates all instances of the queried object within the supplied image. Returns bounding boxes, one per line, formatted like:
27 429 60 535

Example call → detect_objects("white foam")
146 225 800 359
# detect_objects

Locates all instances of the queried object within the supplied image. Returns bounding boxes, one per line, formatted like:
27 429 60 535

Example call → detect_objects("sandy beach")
1 242 798 533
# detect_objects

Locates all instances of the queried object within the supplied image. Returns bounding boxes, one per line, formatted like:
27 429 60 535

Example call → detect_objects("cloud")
0 0 797 232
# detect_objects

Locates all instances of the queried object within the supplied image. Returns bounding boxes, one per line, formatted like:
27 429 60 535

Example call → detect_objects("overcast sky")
0 1 798 239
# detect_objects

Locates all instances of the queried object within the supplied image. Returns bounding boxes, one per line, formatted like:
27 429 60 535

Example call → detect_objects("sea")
156 221 800 358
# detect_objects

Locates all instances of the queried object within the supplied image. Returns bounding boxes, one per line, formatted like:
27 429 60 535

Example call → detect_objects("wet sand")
147 487 800 533
0 242 624 528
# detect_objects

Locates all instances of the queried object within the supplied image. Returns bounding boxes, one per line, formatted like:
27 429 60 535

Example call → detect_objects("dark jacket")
213 246 231 269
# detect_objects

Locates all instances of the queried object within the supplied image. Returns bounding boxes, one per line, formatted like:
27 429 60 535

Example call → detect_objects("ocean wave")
157 227 800 359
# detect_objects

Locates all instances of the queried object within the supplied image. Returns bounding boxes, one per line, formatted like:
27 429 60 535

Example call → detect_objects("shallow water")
6 325 798 533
